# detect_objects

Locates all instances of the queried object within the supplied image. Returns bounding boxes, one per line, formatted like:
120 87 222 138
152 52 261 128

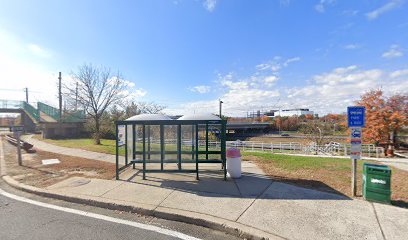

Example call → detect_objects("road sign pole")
16 132 22 166
352 158 357 196
347 106 365 197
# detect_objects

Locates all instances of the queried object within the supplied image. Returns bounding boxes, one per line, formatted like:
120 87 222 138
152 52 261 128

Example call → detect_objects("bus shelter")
115 114 227 181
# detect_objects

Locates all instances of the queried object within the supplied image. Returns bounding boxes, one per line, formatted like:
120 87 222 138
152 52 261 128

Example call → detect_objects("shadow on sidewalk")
119 168 351 201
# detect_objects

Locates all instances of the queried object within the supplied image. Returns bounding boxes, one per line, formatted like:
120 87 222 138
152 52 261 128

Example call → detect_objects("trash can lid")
227 148 241 158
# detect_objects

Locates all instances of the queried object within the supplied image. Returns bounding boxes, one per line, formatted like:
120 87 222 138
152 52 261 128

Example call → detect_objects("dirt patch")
2 138 115 188
245 155 408 208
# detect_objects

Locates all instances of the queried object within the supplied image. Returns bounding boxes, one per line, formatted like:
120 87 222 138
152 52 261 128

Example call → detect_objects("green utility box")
362 163 391 204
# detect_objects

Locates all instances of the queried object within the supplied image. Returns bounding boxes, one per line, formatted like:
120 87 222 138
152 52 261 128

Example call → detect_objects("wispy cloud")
343 44 361 50
189 85 211 94
390 68 408 78
256 56 300 72
382 44 404 59
27 44 52 58
203 0 217 12
314 0 335 13
366 0 404 20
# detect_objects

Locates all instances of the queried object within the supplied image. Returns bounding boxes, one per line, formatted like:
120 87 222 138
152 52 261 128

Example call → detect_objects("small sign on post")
347 106 365 197
11 126 24 166
118 125 126 146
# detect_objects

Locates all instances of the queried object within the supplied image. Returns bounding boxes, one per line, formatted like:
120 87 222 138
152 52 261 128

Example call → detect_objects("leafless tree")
300 120 334 154
123 101 166 118
65 64 128 144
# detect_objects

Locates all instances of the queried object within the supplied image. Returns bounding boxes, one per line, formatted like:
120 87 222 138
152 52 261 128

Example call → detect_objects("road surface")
0 182 238 240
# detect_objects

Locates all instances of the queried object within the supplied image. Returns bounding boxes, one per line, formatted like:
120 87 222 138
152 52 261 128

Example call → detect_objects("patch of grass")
242 152 353 171
33 135 122 155
243 152 408 207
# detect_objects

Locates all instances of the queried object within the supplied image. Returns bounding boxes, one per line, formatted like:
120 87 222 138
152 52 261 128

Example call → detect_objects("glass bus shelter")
115 114 227 181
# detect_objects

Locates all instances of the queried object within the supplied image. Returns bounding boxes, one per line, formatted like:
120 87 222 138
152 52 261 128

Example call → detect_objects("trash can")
362 163 391 204
226 148 241 178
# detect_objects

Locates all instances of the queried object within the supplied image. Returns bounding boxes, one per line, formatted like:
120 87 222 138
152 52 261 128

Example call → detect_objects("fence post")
271 143 273 153
344 144 347 156
280 142 282 153
261 142 264 152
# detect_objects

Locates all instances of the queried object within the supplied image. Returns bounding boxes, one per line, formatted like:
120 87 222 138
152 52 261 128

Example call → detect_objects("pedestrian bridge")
0 100 85 133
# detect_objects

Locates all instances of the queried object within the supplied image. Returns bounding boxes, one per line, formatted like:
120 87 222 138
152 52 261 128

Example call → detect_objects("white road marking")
0 188 200 240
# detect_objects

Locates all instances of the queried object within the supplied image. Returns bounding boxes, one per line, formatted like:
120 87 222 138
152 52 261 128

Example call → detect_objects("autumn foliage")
356 90 408 144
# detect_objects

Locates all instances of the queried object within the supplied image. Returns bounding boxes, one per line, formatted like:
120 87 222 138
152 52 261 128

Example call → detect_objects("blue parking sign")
347 106 365 127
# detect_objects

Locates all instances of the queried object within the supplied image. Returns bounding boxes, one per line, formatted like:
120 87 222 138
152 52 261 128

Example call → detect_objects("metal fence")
223 141 384 158
141 139 384 158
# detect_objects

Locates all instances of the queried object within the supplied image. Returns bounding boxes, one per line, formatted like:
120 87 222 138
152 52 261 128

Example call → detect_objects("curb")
2 175 283 240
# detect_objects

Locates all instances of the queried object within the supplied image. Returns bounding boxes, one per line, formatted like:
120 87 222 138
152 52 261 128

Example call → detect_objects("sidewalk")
7 135 408 239
21 135 123 164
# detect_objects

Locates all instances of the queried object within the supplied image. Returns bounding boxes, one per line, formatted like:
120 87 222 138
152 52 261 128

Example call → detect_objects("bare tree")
65 64 128 144
123 101 166 118
300 120 334 155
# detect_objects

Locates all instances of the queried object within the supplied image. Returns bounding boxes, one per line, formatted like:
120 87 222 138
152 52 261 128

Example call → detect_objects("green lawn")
242 152 356 172
34 136 122 155
242 152 408 206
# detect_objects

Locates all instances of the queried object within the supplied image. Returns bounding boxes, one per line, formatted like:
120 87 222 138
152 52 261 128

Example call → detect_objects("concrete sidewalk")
15 135 408 239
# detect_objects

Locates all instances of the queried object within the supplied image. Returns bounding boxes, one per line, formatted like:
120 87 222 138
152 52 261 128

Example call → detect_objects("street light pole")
219 99 223 118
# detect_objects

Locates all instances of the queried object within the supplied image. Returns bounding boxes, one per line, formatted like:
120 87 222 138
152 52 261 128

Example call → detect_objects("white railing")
131 138 385 158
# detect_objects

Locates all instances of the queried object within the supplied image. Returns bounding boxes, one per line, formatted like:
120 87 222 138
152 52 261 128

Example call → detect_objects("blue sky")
0 0 407 116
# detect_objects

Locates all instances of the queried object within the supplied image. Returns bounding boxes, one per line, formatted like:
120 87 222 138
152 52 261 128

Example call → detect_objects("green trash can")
362 163 391 204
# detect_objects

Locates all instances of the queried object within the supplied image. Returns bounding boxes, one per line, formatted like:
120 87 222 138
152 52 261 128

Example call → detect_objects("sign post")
347 106 365 197
11 126 24 166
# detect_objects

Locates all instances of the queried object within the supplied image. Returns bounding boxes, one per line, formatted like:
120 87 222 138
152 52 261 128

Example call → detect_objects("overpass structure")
0 100 85 138
226 122 271 139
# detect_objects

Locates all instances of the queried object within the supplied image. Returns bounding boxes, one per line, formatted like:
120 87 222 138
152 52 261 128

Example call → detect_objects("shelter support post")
195 124 199 180
115 124 119 180
177 124 182 170
147 125 151 160
221 121 227 181
132 124 136 169
206 123 209 160
142 125 146 180
160 124 164 171
125 125 128 166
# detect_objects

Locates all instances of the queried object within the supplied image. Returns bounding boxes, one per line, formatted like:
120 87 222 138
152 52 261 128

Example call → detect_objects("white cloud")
27 44 52 58
263 76 279 87
256 56 300 72
165 65 407 116
189 85 211 94
390 68 408 78
382 44 404 59
203 0 217 12
315 0 335 13
366 0 404 20
343 44 361 50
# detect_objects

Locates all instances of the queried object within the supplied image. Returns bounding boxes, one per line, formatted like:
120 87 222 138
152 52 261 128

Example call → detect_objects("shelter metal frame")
115 119 227 181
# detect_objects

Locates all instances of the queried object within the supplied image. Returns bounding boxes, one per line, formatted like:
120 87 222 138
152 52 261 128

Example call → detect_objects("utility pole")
219 99 223 119
24 88 28 103
58 72 62 122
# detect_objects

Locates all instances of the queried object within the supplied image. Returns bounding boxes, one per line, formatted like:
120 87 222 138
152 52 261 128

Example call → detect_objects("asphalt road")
0 194 189 240
0 183 239 240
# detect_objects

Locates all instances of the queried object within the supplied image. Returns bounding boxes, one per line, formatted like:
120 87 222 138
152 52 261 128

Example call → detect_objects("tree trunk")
94 116 101 145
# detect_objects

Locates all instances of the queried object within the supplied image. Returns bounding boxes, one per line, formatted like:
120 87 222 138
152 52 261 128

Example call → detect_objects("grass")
33 135 220 159
34 136 121 155
242 152 408 207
